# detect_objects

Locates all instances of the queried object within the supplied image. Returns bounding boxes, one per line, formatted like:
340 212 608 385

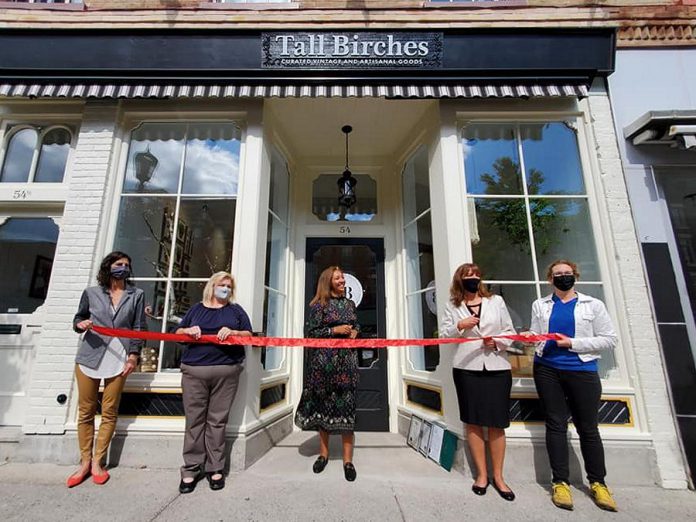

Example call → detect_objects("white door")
0 216 59 426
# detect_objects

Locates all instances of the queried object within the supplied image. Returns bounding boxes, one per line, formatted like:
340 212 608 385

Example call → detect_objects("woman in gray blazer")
66 251 146 488
441 263 517 501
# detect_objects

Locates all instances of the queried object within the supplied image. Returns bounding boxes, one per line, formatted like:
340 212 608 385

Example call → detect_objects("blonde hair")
310 266 342 307
202 271 236 305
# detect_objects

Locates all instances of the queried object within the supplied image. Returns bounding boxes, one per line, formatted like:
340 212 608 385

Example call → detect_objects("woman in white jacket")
528 259 618 512
442 263 517 501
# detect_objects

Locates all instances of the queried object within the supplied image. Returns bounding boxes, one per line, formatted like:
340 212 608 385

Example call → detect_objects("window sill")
0 2 84 11
427 0 528 8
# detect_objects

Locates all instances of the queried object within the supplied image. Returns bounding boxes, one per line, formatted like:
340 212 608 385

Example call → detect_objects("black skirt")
452 368 512 429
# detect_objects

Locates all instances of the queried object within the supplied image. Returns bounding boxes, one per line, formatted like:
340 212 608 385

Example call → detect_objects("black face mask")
463 278 481 293
552 275 575 291
110 266 131 280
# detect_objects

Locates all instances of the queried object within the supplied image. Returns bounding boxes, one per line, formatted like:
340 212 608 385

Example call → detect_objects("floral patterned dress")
294 297 360 433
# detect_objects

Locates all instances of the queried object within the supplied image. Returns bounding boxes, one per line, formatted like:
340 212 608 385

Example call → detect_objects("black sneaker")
343 462 357 482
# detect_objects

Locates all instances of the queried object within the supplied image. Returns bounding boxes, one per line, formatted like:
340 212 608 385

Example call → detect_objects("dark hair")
449 262 492 307
310 266 342 307
97 251 133 287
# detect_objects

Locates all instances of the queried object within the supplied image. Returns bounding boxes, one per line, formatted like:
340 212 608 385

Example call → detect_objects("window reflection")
182 123 241 195
1 128 37 183
34 127 71 183
0 218 59 314
312 174 377 222
463 124 521 196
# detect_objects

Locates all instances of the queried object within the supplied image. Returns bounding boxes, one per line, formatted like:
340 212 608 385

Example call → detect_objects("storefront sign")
343 273 364 307
262 32 443 69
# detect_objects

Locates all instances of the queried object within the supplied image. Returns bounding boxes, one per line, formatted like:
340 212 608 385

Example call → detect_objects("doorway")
304 237 388 431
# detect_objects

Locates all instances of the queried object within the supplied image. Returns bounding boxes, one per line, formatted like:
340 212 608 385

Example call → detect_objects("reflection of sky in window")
522 123 585 195
326 212 375 222
35 142 70 183
462 127 520 195
0 218 58 243
124 138 184 194
182 139 240 195
1 129 37 183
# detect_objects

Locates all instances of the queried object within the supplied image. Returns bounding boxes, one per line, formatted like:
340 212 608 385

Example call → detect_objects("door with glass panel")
0 217 60 425
304 238 388 431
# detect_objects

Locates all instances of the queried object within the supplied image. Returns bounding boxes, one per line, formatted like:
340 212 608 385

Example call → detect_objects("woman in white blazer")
442 263 517 501
527 259 618 512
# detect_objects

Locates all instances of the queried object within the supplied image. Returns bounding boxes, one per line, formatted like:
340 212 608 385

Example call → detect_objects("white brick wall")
586 93 688 488
23 101 119 435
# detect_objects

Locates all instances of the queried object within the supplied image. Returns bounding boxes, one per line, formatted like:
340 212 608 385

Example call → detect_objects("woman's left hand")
482 337 496 350
122 354 139 377
555 333 573 348
217 327 234 341
349 328 358 339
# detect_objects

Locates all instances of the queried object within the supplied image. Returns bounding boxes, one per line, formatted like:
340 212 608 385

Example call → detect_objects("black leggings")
533 363 606 484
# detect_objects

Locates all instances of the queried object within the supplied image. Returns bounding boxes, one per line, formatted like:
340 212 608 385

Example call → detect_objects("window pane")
1 128 37 183
472 197 534 280
462 124 522 195
488 283 538 378
406 292 439 372
123 123 185 194
113 197 175 278
137 280 164 373
262 290 285 371
265 214 287 292
312 174 377 222
404 212 434 293
182 123 241 195
269 152 289 221
161 280 206 371
402 145 430 223
532 198 600 281
34 127 71 183
176 199 235 278
521 123 585 195
0 218 58 314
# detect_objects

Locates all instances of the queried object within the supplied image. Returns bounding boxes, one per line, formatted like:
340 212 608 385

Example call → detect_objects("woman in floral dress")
295 266 360 482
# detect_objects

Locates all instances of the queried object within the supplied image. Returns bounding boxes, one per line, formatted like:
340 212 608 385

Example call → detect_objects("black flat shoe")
491 480 515 501
313 455 329 474
343 462 357 482
472 483 489 496
179 473 203 494
206 472 225 491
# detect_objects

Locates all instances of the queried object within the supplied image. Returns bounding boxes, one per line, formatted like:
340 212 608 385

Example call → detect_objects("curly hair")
97 251 133 287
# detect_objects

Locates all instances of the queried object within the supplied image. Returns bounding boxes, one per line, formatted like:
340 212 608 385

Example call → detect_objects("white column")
23 101 120 435
583 92 688 488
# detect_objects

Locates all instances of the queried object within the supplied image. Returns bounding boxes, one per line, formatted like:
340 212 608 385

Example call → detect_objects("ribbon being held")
91 325 559 349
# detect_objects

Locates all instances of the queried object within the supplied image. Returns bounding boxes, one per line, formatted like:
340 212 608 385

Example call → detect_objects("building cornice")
0 4 694 48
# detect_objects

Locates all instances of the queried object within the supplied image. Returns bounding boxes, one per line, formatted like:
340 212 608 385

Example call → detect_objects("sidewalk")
0 432 694 522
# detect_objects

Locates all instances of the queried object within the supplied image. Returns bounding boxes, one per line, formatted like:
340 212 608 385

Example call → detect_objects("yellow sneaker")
551 481 574 510
590 482 618 512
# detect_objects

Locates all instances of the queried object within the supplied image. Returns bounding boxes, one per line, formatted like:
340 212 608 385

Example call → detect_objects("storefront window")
262 149 289 371
402 145 439 372
462 121 615 378
113 122 242 373
312 174 377 222
0 218 59 314
0 125 72 183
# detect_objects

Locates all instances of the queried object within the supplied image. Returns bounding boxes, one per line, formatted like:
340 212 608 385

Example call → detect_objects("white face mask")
214 286 231 301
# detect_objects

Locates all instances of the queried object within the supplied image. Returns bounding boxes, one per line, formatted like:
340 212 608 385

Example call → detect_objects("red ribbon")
92 325 559 349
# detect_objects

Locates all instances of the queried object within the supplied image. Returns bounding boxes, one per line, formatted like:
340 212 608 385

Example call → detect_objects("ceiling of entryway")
266 98 435 167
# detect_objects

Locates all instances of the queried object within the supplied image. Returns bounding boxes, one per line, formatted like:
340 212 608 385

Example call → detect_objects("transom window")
462 121 615 378
312 173 377 222
0 125 73 184
112 122 242 373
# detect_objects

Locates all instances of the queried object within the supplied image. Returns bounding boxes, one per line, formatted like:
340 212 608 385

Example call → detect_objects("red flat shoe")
92 469 110 485
66 468 91 488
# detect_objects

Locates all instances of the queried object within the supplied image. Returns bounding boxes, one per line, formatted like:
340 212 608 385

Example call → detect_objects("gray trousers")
180 363 242 478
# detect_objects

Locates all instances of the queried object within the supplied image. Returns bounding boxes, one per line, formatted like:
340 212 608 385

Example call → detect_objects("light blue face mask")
214 286 231 301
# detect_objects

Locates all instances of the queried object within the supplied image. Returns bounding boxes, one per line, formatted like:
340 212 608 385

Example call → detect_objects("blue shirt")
535 295 598 372
178 302 252 366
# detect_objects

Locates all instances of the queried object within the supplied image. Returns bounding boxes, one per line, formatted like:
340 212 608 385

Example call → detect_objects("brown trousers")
75 364 126 465
180 363 242 478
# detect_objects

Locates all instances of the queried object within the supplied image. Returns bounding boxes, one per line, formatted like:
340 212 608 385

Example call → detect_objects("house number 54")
339 226 351 234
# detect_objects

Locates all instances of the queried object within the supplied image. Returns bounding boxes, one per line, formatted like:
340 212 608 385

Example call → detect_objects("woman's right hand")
185 326 202 340
332 324 353 336
456 317 479 331
76 319 93 332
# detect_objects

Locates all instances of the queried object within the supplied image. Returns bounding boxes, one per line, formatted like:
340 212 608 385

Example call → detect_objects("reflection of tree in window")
477 157 566 255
